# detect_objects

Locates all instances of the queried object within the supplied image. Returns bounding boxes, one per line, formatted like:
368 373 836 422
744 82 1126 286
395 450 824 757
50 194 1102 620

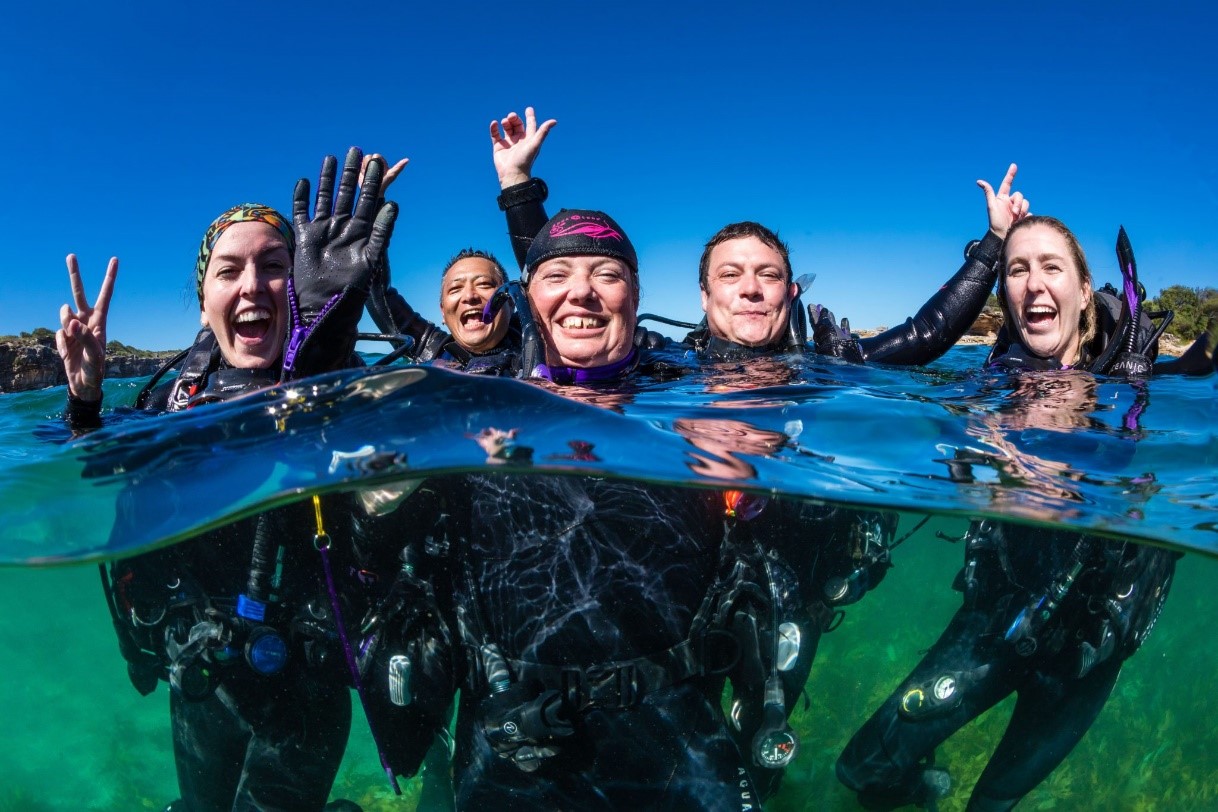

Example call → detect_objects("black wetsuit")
836 306 1179 812
88 332 407 812
416 473 765 811
835 521 1177 812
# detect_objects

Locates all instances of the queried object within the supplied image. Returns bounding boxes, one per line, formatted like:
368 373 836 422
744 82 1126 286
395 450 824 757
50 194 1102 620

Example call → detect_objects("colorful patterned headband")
195 204 295 305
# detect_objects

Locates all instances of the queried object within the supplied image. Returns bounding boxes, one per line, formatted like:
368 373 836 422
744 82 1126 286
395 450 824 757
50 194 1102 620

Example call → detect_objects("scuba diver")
674 414 902 797
61 151 439 811
366 246 523 375
482 104 1032 799
334 208 785 809
835 216 1188 811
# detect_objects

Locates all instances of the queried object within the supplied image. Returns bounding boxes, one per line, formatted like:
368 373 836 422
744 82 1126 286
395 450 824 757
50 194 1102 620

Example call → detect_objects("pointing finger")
997 163 1018 197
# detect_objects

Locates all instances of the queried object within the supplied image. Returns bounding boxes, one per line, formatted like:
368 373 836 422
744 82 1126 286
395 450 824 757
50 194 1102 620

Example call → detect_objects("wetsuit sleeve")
1152 313 1218 376
858 230 1003 366
498 178 549 270
377 286 455 362
65 393 103 432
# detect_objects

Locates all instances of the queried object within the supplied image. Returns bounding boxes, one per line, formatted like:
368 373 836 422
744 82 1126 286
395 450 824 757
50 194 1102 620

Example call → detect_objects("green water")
3 513 1212 811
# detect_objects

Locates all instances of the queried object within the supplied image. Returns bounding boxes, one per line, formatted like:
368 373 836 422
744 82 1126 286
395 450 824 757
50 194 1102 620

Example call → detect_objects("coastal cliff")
0 336 175 394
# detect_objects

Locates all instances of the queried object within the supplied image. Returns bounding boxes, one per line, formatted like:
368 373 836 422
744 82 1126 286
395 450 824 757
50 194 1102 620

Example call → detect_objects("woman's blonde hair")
999 215 1098 353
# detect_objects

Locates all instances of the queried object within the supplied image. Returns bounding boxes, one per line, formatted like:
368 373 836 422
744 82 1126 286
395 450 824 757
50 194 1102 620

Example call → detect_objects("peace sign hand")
56 254 117 401
977 163 1031 240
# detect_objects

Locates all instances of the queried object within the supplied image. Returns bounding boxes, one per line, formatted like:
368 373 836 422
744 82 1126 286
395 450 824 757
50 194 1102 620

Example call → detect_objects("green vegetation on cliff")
1144 286 1218 342
1 328 172 358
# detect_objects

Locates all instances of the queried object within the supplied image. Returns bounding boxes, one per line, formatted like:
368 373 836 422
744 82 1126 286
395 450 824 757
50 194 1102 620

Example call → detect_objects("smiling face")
1002 223 1092 366
527 255 639 368
200 222 291 369
440 256 509 354
701 236 797 348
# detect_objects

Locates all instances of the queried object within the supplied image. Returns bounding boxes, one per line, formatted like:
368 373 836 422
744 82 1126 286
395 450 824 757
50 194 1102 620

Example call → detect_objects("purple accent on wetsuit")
549 213 623 242
1123 398 1146 431
282 277 344 376
533 348 637 385
318 543 402 795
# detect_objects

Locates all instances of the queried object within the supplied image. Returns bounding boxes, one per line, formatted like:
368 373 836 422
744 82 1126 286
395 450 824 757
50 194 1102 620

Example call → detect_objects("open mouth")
1023 304 1057 329
460 308 489 329
233 308 273 343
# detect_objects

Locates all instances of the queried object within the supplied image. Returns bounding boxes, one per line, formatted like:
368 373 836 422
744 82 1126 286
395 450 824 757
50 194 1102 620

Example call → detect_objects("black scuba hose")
133 347 190 409
246 513 282 606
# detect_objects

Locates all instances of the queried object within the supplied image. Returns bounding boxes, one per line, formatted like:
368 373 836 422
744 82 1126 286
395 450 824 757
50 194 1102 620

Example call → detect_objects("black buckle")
562 663 639 710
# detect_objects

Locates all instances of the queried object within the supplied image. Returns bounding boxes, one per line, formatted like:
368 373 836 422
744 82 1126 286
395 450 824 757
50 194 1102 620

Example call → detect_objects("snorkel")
486 281 544 377
1100 227 1154 377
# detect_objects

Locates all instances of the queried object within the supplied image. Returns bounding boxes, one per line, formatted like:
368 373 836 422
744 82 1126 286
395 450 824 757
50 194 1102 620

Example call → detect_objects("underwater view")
1 345 1215 811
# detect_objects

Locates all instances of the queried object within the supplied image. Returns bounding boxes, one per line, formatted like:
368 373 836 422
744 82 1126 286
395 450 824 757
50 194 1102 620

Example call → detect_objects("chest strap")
507 629 738 712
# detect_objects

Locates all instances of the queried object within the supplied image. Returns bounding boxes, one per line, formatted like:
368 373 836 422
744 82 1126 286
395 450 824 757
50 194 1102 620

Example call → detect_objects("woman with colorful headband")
58 151 428 812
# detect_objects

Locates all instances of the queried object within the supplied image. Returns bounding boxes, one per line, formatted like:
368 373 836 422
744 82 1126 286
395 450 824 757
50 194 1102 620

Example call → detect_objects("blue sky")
3 2 1216 351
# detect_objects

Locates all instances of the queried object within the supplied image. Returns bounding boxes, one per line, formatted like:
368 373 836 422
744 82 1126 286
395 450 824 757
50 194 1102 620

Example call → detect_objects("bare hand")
491 106 557 189
56 254 117 401
359 153 409 196
977 163 1030 240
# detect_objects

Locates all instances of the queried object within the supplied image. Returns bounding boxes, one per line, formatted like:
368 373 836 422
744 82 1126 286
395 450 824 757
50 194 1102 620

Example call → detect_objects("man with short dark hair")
368 245 521 374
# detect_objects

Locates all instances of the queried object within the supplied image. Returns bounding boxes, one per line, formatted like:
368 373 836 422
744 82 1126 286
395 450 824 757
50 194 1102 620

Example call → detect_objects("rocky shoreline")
0 338 175 394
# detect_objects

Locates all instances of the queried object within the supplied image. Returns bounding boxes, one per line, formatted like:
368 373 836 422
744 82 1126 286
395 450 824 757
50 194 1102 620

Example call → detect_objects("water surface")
1 347 1214 810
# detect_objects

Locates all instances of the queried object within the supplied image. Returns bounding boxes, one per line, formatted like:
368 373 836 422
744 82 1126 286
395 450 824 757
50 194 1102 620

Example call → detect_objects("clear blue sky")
3 2 1215 351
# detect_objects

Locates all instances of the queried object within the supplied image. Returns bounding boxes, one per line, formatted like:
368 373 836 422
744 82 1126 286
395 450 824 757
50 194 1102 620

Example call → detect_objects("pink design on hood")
549 214 622 242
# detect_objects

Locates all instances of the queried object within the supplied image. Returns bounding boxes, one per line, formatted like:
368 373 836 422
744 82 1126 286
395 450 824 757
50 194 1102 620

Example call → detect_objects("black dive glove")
810 304 865 363
283 148 398 380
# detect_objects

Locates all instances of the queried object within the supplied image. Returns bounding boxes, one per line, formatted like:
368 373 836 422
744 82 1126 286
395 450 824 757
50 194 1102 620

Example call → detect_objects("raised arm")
492 107 555 269
56 254 118 427
859 163 1028 366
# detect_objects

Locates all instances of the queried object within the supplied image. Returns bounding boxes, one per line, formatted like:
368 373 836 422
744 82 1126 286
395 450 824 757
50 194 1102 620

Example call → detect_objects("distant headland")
0 329 176 394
